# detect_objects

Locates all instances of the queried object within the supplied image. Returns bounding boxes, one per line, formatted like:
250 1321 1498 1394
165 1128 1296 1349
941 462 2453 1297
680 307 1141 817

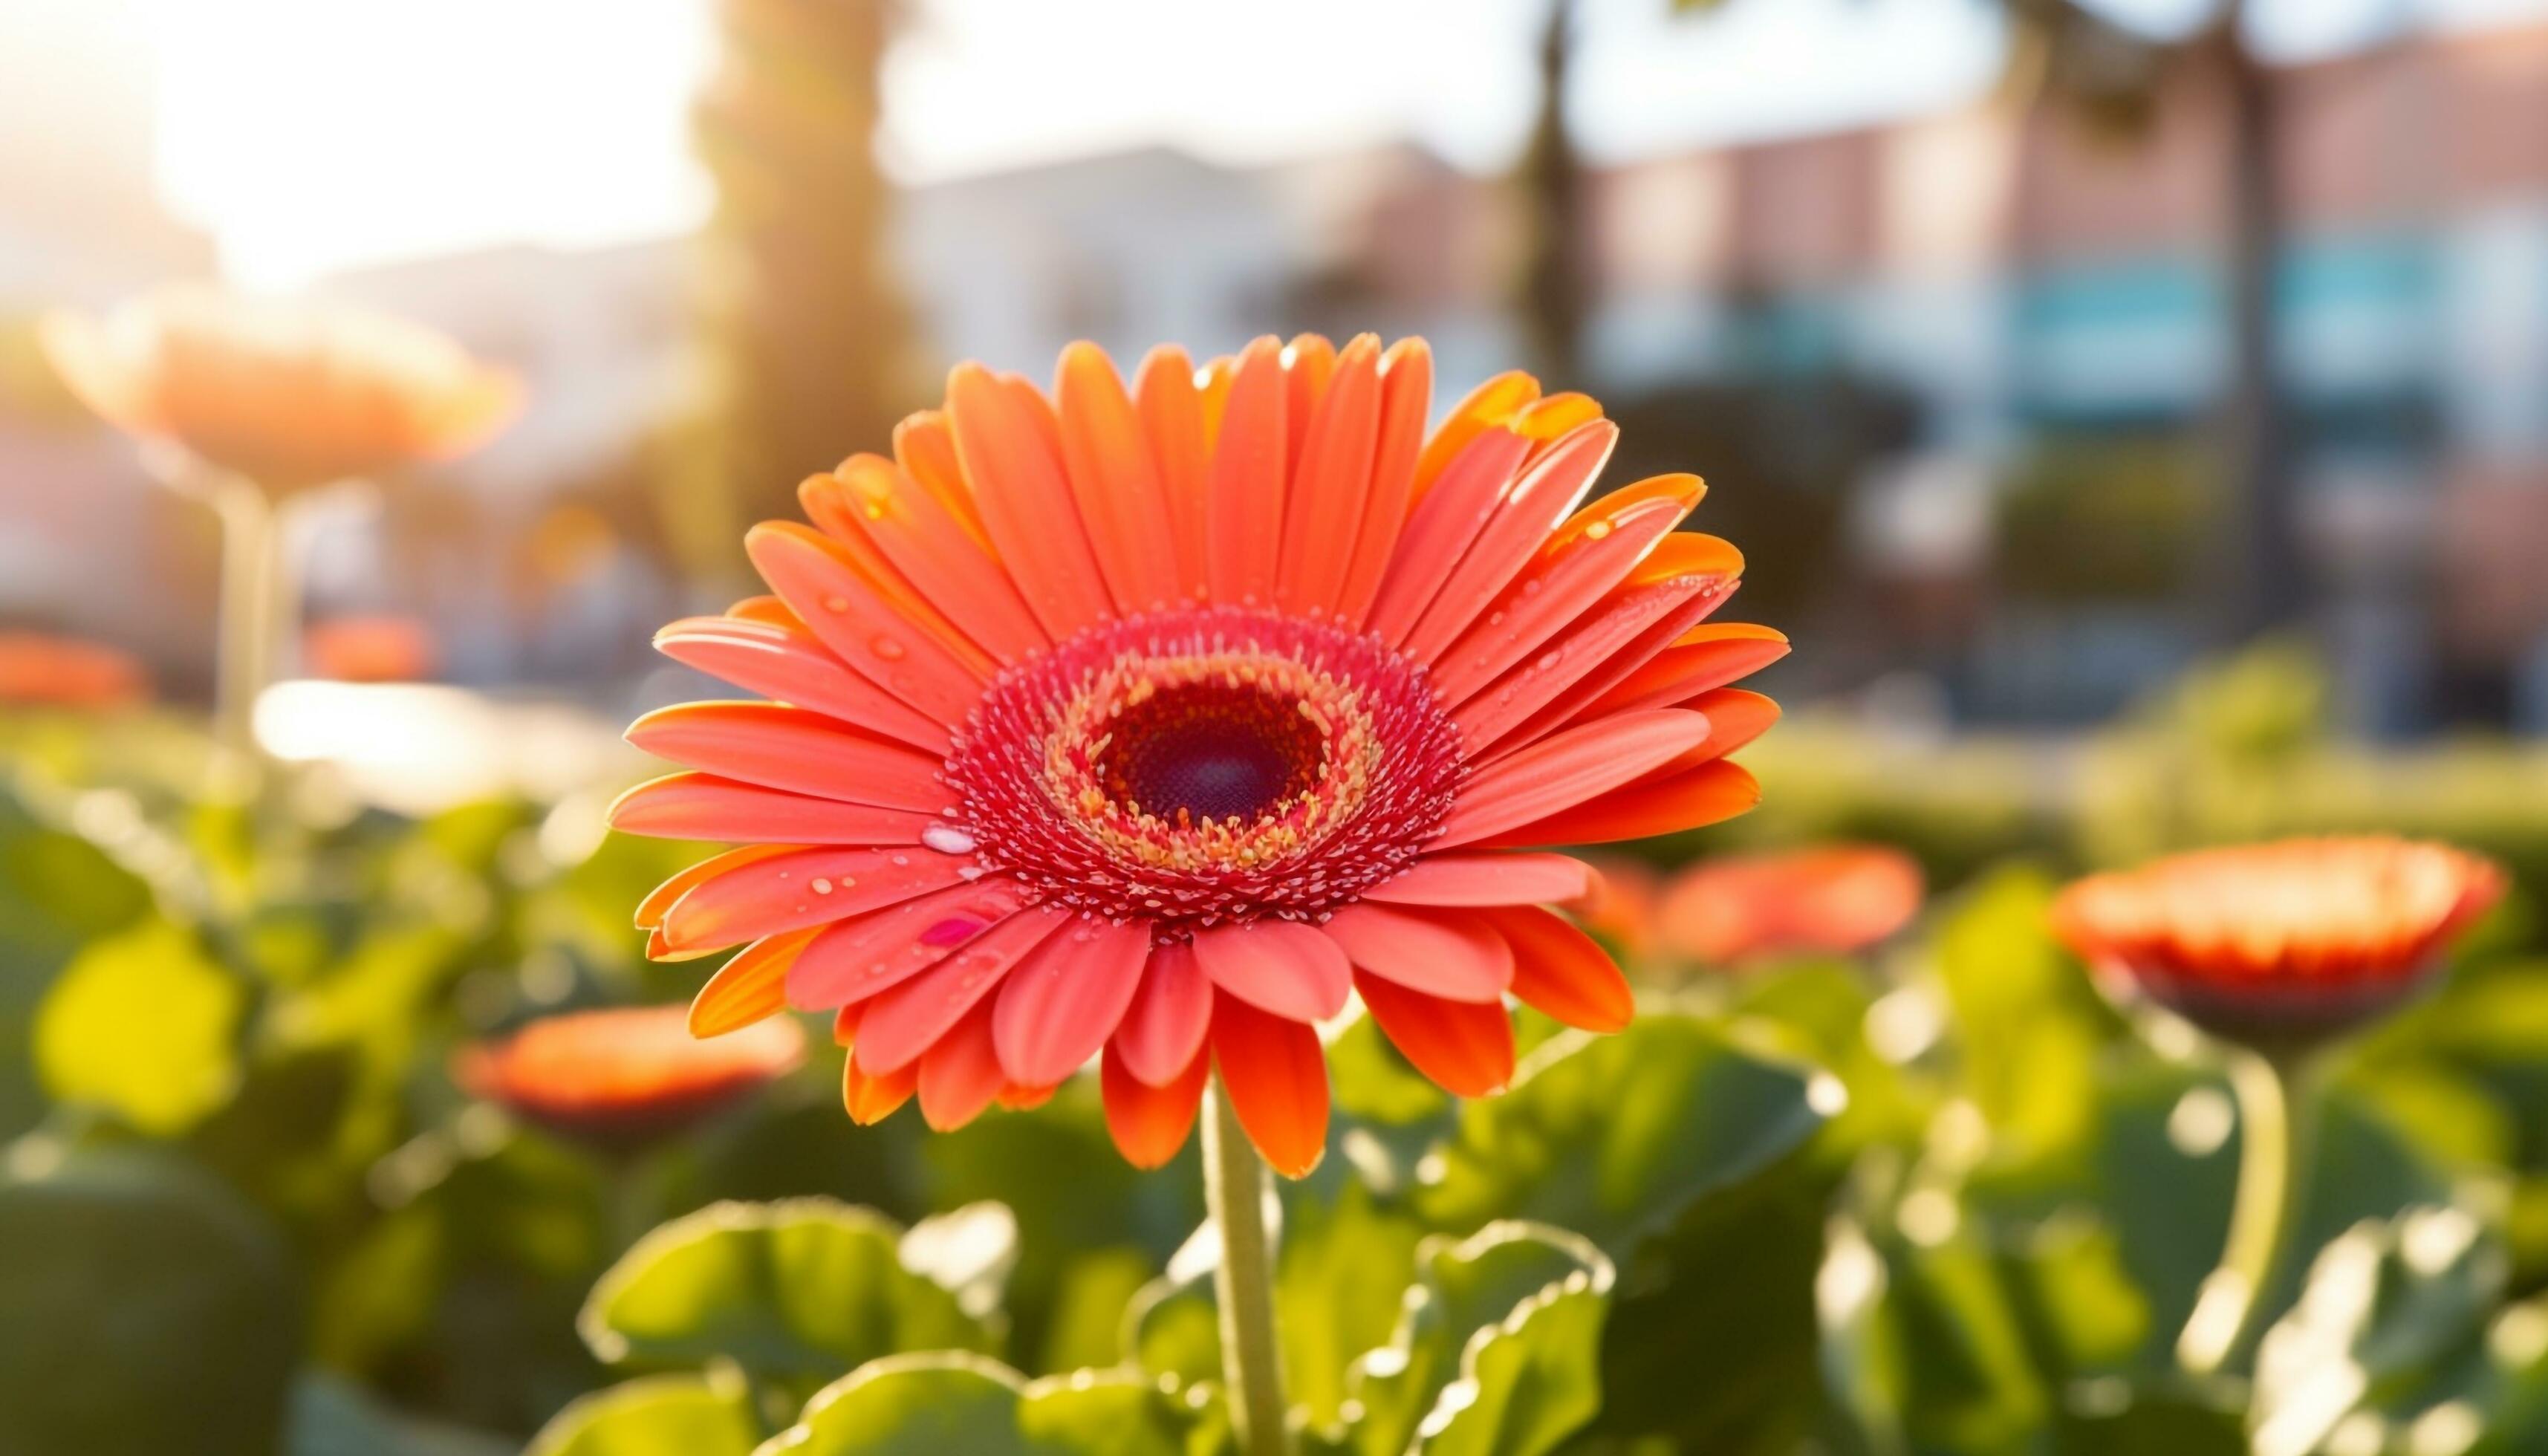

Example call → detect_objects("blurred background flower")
1657 842 1925 967
302 614 440 683
2053 835 2506 1050
0 630 148 710
40 287 520 498
10 1 2548 1452
454 1004 805 1146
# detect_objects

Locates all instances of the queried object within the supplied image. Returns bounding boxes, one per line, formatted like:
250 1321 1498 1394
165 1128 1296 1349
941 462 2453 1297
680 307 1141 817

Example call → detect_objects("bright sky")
135 0 2548 288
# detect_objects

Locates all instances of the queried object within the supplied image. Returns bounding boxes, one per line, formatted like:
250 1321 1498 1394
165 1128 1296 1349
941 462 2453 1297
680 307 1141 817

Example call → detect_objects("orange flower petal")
1134 344 1213 603
1482 906 1634 1033
652 614 950 753
1353 969 1515 1097
1400 420 1618 664
1322 902 1514 1004
1456 539 1743 754
1431 473 1703 705
1583 622 1790 720
1333 338 1433 628
626 703 958 813
1476 759 1761 850
744 522 987 726
817 455 1048 664
992 917 1153 1087
1056 342 1184 614
1210 997 1329 1178
637 845 793 931
891 409 993 544
1275 334 1380 614
660 845 985 954
853 906 1072 1076
1363 429 1534 647
844 1055 919 1125
787 880 1034 1010
1102 1041 1208 1169
608 773 937 846
1410 369 1538 503
1362 851 1596 909
690 929 821 1037
1205 337 1289 606
1116 941 1215 1088
1437 709 1715 848
918 1005 1007 1132
1191 919 1353 1023
944 363 1116 638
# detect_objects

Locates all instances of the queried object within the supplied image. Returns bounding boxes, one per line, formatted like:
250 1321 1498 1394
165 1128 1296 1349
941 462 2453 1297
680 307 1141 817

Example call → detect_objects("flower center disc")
1094 680 1325 825
946 607 1465 929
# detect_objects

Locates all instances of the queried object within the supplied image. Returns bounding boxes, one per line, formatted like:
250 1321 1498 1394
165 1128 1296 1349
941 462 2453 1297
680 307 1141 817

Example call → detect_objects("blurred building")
0 0 218 686
1578 19 2548 732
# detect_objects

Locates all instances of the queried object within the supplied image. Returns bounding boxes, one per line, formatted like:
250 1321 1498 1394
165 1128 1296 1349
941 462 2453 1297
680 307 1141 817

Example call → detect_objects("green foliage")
1414 1014 1830 1253
34 917 243 1133
0 1144 301 1455
761 1352 1209 1456
579 1199 996 1395
525 1374 761 1456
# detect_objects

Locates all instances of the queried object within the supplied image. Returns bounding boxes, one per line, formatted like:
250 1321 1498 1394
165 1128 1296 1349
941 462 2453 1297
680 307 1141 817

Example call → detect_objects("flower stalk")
2178 1046 2320 1379
1203 1082 1291 1456
210 472 291 763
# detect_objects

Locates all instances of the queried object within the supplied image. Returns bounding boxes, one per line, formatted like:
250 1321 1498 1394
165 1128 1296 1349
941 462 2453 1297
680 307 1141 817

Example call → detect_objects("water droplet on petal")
922 825 978 855
870 634 907 661
810 877 833 894
1585 520 1613 541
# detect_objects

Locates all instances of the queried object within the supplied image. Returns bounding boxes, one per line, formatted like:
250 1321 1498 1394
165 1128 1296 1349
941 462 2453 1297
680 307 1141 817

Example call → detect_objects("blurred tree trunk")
672 0 923 588
2212 16 2302 637
1517 0 1587 386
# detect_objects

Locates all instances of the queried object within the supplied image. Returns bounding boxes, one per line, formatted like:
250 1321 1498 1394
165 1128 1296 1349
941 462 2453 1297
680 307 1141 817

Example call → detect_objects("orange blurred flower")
1573 854 1665 961
305 615 440 683
42 287 520 495
1658 844 1925 966
2053 837 2504 1047
611 335 1780 1176
455 1006 805 1145
0 631 149 711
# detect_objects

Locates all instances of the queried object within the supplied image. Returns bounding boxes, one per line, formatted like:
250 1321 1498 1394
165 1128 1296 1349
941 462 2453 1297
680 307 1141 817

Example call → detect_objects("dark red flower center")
944 607 1465 929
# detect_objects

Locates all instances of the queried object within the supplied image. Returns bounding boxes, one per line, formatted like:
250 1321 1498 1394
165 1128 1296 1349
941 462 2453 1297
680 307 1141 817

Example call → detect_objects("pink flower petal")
992 917 1154 1087
1322 902 1513 1003
1190 918 1352 1023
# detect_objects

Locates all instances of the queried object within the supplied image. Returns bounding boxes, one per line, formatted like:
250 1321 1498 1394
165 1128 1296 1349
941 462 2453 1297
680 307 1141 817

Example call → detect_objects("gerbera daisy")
455 1006 805 1146
612 335 1777 1178
2052 836 2503 1051
2055 836 2504 1379
1658 843 1923 968
0 631 149 712
41 287 520 496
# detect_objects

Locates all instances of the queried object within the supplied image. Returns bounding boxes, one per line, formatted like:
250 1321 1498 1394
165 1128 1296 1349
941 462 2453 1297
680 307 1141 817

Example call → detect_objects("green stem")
2178 1047 2318 1378
211 477 291 764
1204 1082 1291 1456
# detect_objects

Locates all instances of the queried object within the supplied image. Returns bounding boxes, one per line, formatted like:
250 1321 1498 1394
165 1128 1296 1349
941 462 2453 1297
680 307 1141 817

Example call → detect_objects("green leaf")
1931 865 2116 1166
1127 1182 1426 1426
33 917 242 1133
1346 1222 1615 1456
2252 1201 2506 1455
755 1353 1206 1456
1585 1151 1833 1451
579 1199 994 1393
923 1078 1201 1369
524 1374 761 1456
289 1371 517 1456
0 1144 299 1456
1413 1013 1832 1255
